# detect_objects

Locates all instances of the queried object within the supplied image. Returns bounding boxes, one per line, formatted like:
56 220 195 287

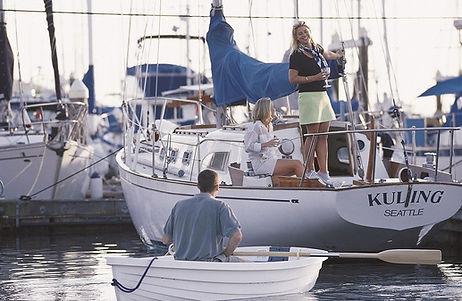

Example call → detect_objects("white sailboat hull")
117 152 462 251
107 246 326 301
0 135 92 200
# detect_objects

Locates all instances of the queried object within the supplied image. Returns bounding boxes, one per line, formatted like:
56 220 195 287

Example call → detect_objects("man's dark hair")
197 169 218 193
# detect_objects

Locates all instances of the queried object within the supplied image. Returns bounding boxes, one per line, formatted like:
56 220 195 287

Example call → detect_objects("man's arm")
162 235 172 245
222 228 242 257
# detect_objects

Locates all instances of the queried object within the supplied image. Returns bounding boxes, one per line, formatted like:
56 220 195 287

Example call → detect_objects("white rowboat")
107 246 327 301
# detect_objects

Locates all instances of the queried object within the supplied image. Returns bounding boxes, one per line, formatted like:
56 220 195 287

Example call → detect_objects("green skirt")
298 91 336 125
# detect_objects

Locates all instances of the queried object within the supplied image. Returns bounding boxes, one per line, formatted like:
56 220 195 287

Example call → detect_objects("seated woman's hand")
262 137 279 148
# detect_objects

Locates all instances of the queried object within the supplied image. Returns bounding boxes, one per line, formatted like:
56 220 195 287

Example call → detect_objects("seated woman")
244 97 304 177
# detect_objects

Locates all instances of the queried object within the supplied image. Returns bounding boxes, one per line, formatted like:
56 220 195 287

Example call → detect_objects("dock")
423 208 462 257
0 179 131 229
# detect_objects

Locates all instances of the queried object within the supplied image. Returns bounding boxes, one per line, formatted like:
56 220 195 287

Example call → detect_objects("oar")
233 249 442 265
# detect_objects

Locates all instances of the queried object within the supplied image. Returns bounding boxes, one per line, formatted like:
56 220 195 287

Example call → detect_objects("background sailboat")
0 0 92 200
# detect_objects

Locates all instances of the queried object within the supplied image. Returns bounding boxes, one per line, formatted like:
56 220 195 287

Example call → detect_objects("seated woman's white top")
244 120 278 175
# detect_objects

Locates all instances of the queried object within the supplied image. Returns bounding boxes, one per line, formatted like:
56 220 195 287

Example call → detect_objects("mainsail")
206 7 297 107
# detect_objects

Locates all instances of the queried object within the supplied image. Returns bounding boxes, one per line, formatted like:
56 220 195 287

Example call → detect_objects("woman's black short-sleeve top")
289 46 326 92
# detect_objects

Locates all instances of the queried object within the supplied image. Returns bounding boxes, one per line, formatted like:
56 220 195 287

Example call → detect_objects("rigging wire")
11 1 31 143
1 8 460 20
12 3 23 101
20 146 123 200
122 0 134 104
370 0 400 103
121 0 134 161
339 0 370 110
22 144 49 199
196 0 203 124
332 0 365 179
154 0 162 99
247 0 258 57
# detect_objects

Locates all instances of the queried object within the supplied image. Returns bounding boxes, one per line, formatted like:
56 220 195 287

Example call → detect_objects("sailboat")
115 1 462 252
0 0 92 200
397 75 462 181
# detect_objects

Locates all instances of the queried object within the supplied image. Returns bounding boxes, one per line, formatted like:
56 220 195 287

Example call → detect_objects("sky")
2 0 462 117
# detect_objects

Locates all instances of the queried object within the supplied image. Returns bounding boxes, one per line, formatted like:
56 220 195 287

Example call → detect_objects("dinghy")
107 246 441 300
107 246 327 301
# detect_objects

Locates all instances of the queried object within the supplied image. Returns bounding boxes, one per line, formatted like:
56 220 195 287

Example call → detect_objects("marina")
1 0 462 299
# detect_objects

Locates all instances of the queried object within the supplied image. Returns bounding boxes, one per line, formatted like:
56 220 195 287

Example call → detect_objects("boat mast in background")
83 0 96 114
319 0 323 45
182 3 192 86
382 0 399 104
455 19 462 72
43 0 61 102
43 0 68 120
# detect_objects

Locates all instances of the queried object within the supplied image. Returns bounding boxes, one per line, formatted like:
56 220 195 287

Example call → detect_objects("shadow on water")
0 224 461 300
311 259 462 300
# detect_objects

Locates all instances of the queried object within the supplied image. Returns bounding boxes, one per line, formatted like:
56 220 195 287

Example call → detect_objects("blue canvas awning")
126 63 208 97
419 75 462 97
206 8 297 107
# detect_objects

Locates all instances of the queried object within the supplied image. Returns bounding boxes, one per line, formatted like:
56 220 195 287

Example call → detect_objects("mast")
319 0 323 45
83 0 96 114
0 0 3 23
183 3 192 86
211 0 224 127
43 0 62 101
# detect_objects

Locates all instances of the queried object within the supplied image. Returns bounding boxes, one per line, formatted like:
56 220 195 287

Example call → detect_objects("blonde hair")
252 97 273 123
291 21 314 53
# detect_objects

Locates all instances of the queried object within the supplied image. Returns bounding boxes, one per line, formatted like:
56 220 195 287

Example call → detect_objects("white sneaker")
305 170 318 179
317 172 333 185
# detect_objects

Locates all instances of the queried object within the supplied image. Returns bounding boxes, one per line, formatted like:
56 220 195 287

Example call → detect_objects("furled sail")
0 21 13 101
206 7 297 107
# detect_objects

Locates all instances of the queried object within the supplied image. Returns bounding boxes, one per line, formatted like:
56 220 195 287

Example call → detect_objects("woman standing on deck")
288 21 343 185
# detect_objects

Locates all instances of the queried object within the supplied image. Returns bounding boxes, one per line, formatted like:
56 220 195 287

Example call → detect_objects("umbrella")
419 75 462 97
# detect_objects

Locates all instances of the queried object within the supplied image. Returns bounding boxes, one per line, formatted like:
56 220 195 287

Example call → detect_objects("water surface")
1 225 461 300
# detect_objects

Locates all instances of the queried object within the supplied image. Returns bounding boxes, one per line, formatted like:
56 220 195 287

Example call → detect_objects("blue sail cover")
0 22 14 100
206 8 297 107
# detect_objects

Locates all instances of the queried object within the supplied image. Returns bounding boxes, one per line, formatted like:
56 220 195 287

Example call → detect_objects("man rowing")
162 169 243 262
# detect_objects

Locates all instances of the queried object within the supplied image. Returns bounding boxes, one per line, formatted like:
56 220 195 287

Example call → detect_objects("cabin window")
337 147 350 164
182 150 193 165
357 139 365 151
168 148 179 163
202 151 230 171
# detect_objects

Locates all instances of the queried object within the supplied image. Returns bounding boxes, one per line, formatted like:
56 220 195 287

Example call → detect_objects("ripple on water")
1 225 461 301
